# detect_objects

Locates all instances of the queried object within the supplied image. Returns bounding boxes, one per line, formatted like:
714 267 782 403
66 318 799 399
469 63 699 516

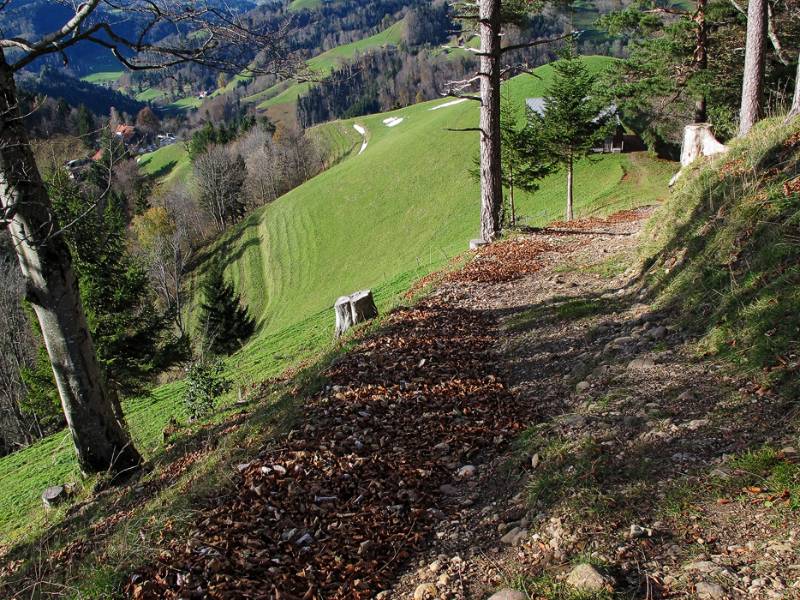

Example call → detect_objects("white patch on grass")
353 124 368 155
429 98 468 111
382 117 404 127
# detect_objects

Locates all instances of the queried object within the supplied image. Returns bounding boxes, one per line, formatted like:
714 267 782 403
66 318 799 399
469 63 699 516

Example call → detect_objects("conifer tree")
526 49 609 221
499 92 554 228
199 261 255 355
49 169 175 400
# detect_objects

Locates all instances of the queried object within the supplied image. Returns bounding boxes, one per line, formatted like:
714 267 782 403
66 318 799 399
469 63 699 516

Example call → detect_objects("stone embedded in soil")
627 357 655 370
570 361 590 380
457 465 477 479
500 526 528 546
566 563 608 592
413 582 438 599
487 589 526 600
695 581 726 599
685 418 709 431
683 561 720 574
576 380 590 393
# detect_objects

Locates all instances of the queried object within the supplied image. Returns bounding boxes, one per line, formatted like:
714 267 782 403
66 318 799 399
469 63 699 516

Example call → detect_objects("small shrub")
183 359 231 420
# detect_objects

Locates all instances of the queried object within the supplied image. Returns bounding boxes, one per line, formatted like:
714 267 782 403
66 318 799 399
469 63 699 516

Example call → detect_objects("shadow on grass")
146 159 178 180
488 263 798 597
636 119 800 394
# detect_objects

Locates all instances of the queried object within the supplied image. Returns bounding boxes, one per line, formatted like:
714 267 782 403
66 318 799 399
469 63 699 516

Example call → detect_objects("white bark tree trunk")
739 0 767 136
787 53 800 122
0 51 141 475
479 0 503 242
680 123 729 167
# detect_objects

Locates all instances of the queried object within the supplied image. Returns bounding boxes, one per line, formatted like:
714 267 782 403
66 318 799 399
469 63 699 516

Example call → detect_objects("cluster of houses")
112 124 177 153
64 124 178 179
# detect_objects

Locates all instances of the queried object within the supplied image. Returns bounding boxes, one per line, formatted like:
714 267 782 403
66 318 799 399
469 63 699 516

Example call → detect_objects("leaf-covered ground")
128 281 540 598
129 207 800 600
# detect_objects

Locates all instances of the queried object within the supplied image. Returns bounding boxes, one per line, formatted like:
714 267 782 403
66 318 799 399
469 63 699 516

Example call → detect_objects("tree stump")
42 485 69 509
470 239 489 250
334 290 378 337
670 123 729 186
680 123 728 167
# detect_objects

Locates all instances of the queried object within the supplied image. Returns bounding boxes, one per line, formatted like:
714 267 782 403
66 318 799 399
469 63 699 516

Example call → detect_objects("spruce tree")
48 169 175 398
199 261 255 355
499 92 554 228
527 49 610 221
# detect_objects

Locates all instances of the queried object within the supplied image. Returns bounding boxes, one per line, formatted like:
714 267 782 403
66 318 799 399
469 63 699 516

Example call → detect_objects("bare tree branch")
728 0 791 65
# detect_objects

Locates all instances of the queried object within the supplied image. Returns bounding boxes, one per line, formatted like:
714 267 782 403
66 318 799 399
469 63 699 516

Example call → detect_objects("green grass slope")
641 117 800 394
137 144 191 185
0 57 674 549
288 0 323 11
80 71 123 85
212 57 673 336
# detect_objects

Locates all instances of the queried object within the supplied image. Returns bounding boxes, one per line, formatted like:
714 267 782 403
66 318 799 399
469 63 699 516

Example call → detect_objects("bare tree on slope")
0 0 298 474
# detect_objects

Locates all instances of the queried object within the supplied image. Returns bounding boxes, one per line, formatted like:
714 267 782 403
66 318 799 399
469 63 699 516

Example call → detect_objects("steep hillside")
641 117 800 394
0 58 673 552
207 57 673 339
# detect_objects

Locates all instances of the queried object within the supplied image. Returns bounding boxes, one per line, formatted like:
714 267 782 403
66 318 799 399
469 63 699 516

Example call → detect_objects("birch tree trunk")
0 51 141 475
788 53 800 121
738 0 767 136
565 154 574 222
478 0 503 242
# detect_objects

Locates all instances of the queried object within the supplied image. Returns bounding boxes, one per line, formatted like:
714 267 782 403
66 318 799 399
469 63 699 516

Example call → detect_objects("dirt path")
130 209 800 600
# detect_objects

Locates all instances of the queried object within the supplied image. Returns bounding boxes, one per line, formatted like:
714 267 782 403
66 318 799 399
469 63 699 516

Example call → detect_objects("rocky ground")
129 208 800 600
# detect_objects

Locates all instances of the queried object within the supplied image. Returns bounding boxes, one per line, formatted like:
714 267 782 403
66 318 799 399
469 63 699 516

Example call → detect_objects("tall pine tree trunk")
788 53 800 121
565 154 574 221
479 0 503 242
694 0 708 123
0 51 141 475
739 0 767 136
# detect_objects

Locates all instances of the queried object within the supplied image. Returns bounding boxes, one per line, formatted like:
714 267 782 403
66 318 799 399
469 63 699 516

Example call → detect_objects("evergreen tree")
499 92 554 228
526 49 610 221
75 103 94 139
198 261 255 355
48 169 176 398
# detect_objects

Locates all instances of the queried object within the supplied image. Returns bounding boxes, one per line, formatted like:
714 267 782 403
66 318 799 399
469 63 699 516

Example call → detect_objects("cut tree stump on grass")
671 124 729 186
680 124 728 167
334 290 378 337
470 239 489 250
41 485 69 509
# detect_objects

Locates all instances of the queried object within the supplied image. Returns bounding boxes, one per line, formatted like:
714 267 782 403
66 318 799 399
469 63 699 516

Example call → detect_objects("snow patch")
429 98 468 111
353 124 367 155
382 117 404 127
